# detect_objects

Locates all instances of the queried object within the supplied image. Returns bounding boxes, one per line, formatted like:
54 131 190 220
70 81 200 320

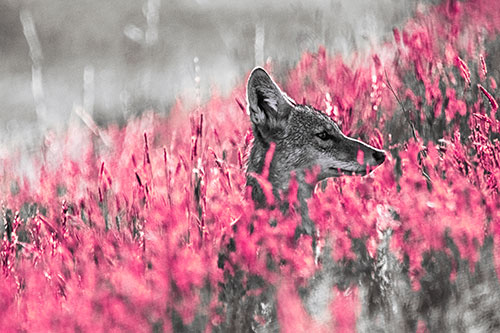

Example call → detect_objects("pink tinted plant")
1 0 500 331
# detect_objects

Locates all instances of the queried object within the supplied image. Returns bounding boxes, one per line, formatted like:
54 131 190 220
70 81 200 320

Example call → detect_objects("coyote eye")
316 131 330 141
316 131 341 144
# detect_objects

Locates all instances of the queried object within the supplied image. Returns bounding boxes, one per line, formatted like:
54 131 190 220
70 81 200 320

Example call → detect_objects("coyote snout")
245 67 386 215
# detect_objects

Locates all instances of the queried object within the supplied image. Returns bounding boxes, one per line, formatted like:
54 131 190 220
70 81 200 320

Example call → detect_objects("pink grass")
1 0 500 331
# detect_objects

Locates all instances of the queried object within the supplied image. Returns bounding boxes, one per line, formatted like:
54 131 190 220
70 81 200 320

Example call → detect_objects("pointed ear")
246 67 295 135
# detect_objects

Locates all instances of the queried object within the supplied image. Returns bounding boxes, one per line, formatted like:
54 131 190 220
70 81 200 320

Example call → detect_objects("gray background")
1 0 425 151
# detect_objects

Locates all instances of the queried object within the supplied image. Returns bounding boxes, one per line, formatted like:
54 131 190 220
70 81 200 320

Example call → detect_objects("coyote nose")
373 150 386 165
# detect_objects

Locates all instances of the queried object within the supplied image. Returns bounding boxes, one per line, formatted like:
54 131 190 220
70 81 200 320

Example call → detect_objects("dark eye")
316 131 330 141
316 131 342 144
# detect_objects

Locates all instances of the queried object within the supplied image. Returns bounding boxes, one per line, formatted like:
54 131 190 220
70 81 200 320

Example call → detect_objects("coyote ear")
246 67 294 133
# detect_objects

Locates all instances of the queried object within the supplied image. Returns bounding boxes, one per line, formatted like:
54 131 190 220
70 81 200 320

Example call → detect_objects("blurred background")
0 0 427 152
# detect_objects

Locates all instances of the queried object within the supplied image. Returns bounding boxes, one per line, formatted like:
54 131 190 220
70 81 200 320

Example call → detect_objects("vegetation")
1 0 499 331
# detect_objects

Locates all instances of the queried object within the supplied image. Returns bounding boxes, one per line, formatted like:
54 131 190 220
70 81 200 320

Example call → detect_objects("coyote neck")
246 140 315 235
246 139 313 209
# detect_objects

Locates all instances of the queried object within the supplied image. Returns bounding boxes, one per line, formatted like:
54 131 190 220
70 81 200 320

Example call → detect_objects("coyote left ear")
246 67 294 134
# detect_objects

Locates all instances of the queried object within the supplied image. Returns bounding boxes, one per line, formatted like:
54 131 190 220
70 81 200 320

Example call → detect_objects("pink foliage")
1 0 500 331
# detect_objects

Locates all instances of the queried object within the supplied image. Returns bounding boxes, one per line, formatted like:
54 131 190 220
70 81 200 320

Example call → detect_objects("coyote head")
246 67 385 205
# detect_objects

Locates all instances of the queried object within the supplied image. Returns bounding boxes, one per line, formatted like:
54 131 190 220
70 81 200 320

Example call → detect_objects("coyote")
246 67 386 234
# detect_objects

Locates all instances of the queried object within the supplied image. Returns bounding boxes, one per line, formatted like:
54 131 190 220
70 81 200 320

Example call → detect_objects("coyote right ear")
246 67 294 136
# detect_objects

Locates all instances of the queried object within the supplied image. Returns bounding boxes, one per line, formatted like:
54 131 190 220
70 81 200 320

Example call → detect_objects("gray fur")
245 67 385 233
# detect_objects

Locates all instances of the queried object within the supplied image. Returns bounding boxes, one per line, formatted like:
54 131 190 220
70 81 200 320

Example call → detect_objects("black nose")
373 150 386 165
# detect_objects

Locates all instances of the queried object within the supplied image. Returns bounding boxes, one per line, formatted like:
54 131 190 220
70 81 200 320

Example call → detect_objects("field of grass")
1 0 500 331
